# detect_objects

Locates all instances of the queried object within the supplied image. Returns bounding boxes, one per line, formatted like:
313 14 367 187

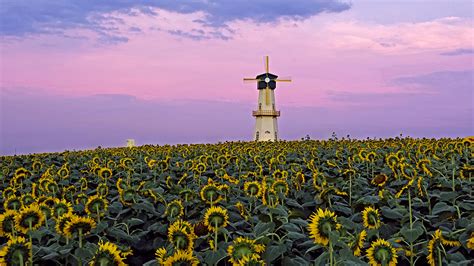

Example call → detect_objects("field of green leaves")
0 137 473 265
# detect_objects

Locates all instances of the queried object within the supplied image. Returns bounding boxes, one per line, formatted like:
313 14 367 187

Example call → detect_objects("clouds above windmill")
0 0 351 41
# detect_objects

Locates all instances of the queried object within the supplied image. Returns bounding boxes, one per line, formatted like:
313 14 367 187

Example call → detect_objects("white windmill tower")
244 56 291 141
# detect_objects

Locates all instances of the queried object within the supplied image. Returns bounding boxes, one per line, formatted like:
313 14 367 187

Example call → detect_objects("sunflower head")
4 195 22 211
352 230 367 257
0 236 32 265
63 215 97 239
227 237 266 265
244 181 262 198
168 221 195 252
166 200 184 219
371 174 388 187
97 182 109 196
15 203 45 234
466 232 474 250
200 181 222 204
21 193 36 206
53 198 73 218
307 208 342 246
98 167 113 179
162 249 199 266
0 210 17 238
460 165 474 179
89 241 128 266
366 239 398 266
85 195 109 217
203 206 229 232
362 206 381 230
271 179 289 196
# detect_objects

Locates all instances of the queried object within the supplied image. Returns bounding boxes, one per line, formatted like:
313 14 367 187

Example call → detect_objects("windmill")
244 56 291 141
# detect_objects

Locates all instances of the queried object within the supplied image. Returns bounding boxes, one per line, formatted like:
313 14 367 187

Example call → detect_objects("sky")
0 0 473 155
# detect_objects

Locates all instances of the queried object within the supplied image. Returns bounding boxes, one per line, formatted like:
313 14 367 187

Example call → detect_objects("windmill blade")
276 76 292 82
264 56 269 73
243 78 259 83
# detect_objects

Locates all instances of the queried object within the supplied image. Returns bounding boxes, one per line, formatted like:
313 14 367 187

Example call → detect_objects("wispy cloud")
0 0 351 41
440 48 474 56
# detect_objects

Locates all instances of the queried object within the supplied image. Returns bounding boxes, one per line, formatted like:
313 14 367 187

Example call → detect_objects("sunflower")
460 165 474 179
416 158 432 177
366 239 397 266
119 187 136 206
200 180 223 204
271 179 289 196
79 177 88 190
97 182 109 196
203 206 229 232
371 174 388 187
437 229 461 247
55 213 73 236
362 207 381 230
89 241 127 266
385 154 399 169
155 247 168 264
467 232 474 250
4 195 22 211
162 249 199 266
21 193 36 206
227 237 265 265
0 236 32 266
400 163 417 179
75 193 88 206
165 200 184 218
352 230 367 256
15 203 45 234
57 166 69 179
39 203 53 219
0 210 17 238
307 208 342 246
168 221 195 252
239 254 265 266
63 215 96 239
98 167 113 179
235 202 248 220
85 195 109 218
195 162 206 173
244 181 262 198
366 151 376 163
52 198 73 218
272 169 285 179
427 230 442 266
3 187 16 199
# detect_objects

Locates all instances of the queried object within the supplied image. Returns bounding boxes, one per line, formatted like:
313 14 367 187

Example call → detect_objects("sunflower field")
0 137 473 265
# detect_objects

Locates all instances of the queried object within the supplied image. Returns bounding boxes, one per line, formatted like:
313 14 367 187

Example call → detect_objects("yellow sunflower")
272 179 289 196
366 239 398 266
467 232 474 250
98 167 113 179
21 193 36 206
15 203 45 234
168 221 195 252
371 174 388 187
244 181 262 198
227 237 265 265
203 206 229 232
97 182 109 196
165 199 184 218
89 241 128 266
85 195 109 218
0 210 17 238
200 179 223 204
4 195 22 211
427 230 442 266
63 215 96 239
52 198 73 218
0 236 32 266
55 213 74 237
353 230 367 256
362 207 381 230
162 249 199 266
155 247 168 264
307 208 342 246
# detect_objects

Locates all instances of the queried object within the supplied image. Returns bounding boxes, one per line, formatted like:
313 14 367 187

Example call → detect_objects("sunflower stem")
349 174 352 207
96 205 100 223
79 228 83 248
329 229 334 266
451 157 455 191
214 221 218 252
19 252 25 266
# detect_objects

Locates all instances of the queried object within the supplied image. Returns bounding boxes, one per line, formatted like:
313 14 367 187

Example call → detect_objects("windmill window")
256 131 260 141
259 103 262 110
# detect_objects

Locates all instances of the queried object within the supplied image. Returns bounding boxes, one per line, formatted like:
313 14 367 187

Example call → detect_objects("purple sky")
1 1 473 155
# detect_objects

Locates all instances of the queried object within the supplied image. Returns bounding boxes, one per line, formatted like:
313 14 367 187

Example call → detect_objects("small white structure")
244 56 291 141
126 139 135 147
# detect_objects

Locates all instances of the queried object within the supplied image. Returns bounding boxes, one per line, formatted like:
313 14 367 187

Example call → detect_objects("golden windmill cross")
243 56 291 105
